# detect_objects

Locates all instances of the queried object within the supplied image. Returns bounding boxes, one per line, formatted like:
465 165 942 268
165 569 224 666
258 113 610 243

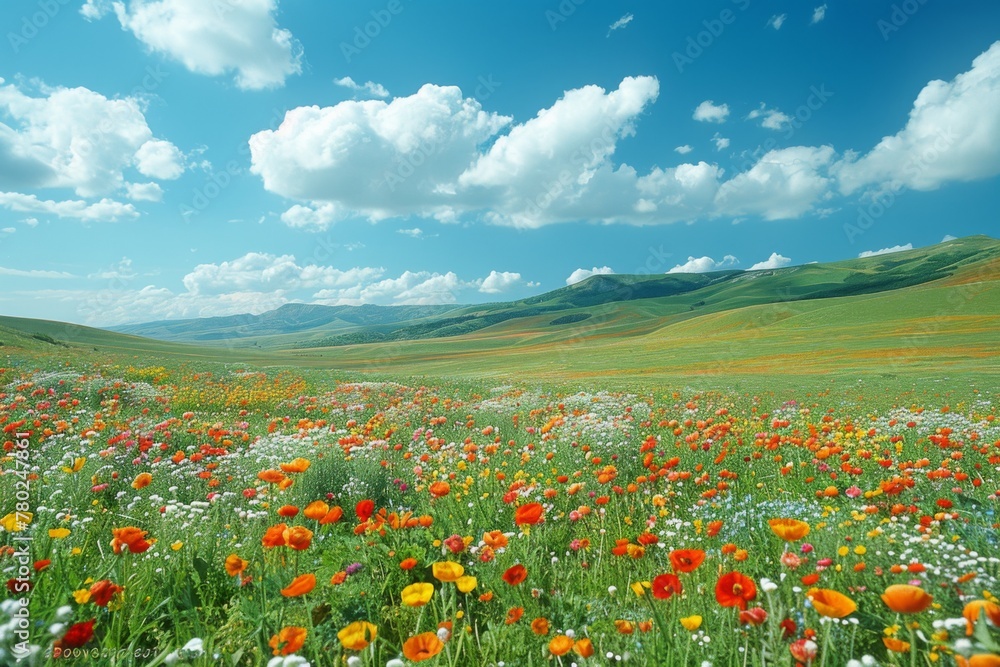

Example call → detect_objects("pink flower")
845 486 862 499
780 551 802 569
800 543 814 554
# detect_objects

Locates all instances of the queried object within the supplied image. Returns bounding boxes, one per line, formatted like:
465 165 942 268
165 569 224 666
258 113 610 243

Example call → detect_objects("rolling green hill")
2 235 999 383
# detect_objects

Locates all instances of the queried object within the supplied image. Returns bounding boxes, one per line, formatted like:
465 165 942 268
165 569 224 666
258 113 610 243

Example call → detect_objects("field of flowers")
2 358 1000 666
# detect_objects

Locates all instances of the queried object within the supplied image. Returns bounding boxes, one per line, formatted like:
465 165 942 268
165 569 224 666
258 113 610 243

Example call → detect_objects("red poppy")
652 573 683 600
502 564 528 586
58 619 95 649
515 503 544 526
355 499 375 522
739 607 768 626
90 580 124 607
715 571 757 610
669 549 706 573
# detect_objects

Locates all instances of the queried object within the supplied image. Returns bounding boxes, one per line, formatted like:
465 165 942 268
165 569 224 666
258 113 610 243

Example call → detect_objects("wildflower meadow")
2 359 999 666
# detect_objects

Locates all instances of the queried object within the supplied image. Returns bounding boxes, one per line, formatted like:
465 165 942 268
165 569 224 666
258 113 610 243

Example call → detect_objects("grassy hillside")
3 236 998 385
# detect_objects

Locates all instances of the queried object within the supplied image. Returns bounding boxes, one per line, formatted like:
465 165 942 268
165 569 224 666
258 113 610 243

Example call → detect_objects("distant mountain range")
109 235 1000 350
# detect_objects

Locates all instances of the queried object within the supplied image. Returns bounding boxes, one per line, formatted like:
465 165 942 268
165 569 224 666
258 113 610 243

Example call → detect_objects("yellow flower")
432 561 464 582
0 512 31 532
680 615 703 631
49 528 71 539
456 576 477 593
73 589 91 604
170 541 183 551
61 457 86 473
631 581 650 597
337 621 377 651
401 582 435 607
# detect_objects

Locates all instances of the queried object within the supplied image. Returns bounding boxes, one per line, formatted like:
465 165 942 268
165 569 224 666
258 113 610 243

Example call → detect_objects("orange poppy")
283 526 313 551
574 638 595 658
502 564 527 586
269 626 307 656
531 617 550 635
224 554 248 577
257 469 286 484
881 585 933 614
669 549 706 573
963 599 1000 635
400 557 418 570
505 606 524 624
716 571 757 611
303 500 329 521
89 580 123 607
807 588 857 618
320 506 344 524
280 458 311 473
548 635 574 656
131 473 152 490
882 637 911 653
111 526 151 554
280 573 316 597
614 620 634 634
402 632 444 662
483 530 509 549
277 505 299 518
514 502 544 526
958 656 1000 667
262 523 288 548
429 481 451 498
768 518 810 541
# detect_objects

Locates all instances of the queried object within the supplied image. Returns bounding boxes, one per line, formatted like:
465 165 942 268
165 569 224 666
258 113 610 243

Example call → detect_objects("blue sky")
1 0 998 326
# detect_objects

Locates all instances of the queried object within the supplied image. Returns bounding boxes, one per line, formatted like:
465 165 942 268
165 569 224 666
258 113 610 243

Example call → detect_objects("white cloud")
479 270 523 294
941 234 958 242
858 243 912 258
0 79 184 196
0 191 138 221
280 203 340 229
89 257 137 281
748 252 792 271
0 266 75 279
134 139 184 179
674 144 693 155
715 145 835 219
250 83 512 225
95 0 302 90
811 5 828 24
712 133 730 151
768 14 787 30
668 255 738 274
0 227 13 234
182 252 384 295
397 227 424 238
316 270 470 306
838 41 1000 194
125 181 164 202
607 13 634 35
334 77 390 99
566 266 615 285
693 100 729 123
747 104 792 130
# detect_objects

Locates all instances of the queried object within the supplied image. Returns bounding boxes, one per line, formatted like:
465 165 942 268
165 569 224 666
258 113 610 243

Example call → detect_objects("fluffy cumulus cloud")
693 100 729 123
479 270 523 294
247 42 1000 229
838 41 1000 194
668 255 738 274
674 145 693 155
333 77 389 99
250 83 512 225
811 5 828 24
182 252 385 295
715 146 836 220
0 192 138 221
748 252 792 271
0 79 183 197
566 266 614 286
858 243 913 258
84 0 302 90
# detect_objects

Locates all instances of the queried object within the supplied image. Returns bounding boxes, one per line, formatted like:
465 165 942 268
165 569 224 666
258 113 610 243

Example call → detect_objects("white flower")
608 585 618 596
347 657 362 667
760 578 778 593
268 656 310 667
386 660 405 667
